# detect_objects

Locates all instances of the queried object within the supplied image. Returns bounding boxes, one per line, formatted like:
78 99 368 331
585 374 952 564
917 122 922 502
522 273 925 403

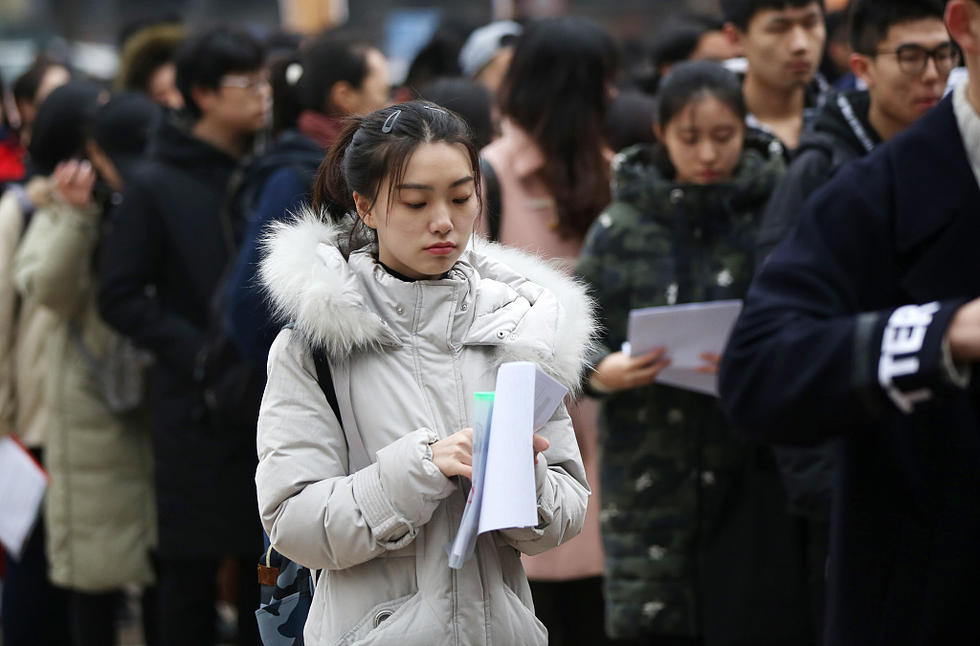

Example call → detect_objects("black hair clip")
381 109 402 133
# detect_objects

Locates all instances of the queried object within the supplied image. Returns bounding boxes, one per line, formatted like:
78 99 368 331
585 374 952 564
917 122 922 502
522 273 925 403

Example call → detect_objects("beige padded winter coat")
256 214 595 645
14 193 156 591
0 179 58 446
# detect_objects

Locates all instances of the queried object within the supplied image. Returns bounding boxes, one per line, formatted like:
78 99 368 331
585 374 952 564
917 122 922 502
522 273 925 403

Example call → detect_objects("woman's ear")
353 191 376 229
653 122 664 143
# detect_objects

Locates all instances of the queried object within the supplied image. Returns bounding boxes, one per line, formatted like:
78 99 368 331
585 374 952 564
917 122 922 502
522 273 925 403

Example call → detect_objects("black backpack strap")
479 156 502 242
311 349 342 430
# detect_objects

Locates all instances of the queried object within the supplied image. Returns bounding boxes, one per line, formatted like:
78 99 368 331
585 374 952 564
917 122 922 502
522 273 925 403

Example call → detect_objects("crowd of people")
0 0 978 644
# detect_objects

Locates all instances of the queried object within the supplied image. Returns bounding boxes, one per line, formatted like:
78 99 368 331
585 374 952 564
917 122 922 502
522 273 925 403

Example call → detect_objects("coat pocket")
337 591 418 646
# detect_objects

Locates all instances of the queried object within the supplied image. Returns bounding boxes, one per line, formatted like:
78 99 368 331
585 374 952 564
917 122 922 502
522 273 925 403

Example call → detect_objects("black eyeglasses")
873 42 960 76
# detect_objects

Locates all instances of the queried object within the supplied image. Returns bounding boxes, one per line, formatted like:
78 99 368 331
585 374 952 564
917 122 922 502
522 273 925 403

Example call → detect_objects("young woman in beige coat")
256 101 594 645
13 86 156 646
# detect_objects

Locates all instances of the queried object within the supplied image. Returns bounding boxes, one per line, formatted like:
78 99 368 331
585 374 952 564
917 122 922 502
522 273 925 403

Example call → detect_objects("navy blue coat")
719 95 980 644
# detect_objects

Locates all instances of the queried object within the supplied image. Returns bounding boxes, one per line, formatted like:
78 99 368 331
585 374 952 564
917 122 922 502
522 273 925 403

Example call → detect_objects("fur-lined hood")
259 209 597 391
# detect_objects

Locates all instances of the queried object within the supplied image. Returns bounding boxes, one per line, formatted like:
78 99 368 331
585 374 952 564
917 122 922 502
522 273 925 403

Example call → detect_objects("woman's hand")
533 433 549 465
592 348 672 393
696 352 721 375
431 428 473 479
53 160 97 210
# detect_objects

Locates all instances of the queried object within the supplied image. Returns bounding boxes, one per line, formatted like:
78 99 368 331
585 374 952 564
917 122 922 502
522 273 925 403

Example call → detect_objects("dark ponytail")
312 100 483 231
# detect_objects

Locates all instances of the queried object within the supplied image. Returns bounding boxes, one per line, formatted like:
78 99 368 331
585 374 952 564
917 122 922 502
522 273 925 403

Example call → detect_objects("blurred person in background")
115 18 186 110
14 85 158 646
0 72 71 646
722 0 827 150
12 56 70 148
751 1 952 640
481 16 616 645
0 74 25 188
604 91 659 153
577 61 811 646
459 20 523 96
97 27 268 646
822 10 860 90
417 77 494 149
224 33 389 368
295 34 390 148
397 19 474 100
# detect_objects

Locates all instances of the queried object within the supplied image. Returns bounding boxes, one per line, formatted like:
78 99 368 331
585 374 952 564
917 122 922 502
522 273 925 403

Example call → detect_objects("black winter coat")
756 90 879 263
758 91 881 523
720 95 980 645
98 113 261 557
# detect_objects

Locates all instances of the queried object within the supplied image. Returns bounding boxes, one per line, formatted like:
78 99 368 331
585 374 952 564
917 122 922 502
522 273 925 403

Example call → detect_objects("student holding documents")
577 61 813 645
255 101 593 646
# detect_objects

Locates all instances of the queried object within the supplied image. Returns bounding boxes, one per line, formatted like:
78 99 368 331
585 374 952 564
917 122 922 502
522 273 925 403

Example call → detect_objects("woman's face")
355 141 478 280
658 94 745 185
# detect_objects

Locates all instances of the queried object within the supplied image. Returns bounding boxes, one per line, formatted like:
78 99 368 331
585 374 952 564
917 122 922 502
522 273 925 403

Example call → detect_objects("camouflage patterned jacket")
577 132 811 643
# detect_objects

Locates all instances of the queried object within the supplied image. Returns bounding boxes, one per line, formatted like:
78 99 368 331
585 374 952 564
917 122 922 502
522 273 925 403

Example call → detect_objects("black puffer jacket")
98 112 262 557
756 90 879 264
754 91 881 522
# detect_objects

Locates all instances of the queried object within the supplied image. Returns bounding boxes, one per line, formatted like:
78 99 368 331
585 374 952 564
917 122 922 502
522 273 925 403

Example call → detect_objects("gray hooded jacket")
255 212 595 645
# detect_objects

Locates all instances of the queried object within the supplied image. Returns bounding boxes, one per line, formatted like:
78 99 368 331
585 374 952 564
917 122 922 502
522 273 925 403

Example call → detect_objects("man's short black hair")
849 0 946 54
174 26 264 119
721 0 823 31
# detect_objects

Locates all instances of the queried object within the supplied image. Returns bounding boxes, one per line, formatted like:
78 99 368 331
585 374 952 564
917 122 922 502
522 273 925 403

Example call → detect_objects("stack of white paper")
625 300 743 396
448 361 567 568
0 436 48 559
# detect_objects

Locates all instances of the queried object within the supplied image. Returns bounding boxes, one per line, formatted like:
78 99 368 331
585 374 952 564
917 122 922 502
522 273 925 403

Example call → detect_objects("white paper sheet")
625 300 743 397
478 362 566 534
0 436 47 559
448 362 568 566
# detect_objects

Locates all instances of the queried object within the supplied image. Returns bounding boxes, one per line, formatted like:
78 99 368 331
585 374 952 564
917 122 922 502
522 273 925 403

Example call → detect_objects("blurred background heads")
459 20 523 95
115 18 186 110
417 77 493 149
13 57 71 147
89 91 158 191
297 34 390 119
27 80 103 177
174 26 268 134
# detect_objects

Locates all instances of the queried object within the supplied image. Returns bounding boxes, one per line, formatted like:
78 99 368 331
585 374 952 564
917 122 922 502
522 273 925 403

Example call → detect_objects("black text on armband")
878 302 940 414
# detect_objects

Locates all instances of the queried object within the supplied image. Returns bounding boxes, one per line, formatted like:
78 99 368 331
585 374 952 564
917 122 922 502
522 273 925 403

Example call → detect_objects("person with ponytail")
255 100 593 645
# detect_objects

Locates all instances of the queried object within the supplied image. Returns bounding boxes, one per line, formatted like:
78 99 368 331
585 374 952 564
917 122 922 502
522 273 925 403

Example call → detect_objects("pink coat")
482 121 607 581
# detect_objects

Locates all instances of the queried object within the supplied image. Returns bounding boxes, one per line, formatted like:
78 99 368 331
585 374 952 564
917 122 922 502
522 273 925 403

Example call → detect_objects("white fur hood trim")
260 210 598 390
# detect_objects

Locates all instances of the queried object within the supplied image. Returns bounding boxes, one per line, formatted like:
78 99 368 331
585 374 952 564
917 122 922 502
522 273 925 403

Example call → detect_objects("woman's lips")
425 243 456 255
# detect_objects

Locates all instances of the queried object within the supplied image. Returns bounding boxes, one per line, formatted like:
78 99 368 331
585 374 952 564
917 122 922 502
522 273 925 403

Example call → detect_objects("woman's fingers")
634 358 671 386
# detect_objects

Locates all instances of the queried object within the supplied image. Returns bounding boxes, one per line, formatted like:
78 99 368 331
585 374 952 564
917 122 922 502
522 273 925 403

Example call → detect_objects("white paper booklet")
0 436 48 559
448 361 567 568
624 300 743 397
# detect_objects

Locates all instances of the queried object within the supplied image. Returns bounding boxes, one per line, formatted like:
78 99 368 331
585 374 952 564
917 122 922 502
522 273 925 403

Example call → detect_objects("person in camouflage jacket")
577 61 815 645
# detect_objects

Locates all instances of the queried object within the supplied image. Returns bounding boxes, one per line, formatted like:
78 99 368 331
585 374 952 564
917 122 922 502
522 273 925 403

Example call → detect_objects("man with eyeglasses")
97 26 268 646
759 0 954 262
720 0 980 642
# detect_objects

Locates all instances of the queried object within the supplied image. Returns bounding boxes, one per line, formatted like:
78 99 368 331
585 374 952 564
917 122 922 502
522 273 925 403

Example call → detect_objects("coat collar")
259 210 598 391
891 95 980 252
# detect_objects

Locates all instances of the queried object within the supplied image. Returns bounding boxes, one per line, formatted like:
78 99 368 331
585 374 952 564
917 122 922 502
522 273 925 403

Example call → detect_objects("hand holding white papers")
625 300 743 396
448 362 568 569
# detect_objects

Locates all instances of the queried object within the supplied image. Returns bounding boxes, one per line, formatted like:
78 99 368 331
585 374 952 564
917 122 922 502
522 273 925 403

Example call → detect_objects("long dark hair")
498 17 618 240
312 100 482 236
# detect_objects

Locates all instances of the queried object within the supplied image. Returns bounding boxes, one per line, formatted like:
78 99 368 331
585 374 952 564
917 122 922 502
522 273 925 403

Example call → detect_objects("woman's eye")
405 202 426 210
453 195 472 205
